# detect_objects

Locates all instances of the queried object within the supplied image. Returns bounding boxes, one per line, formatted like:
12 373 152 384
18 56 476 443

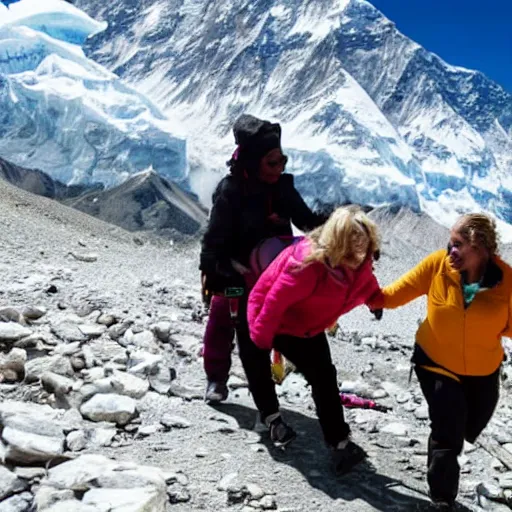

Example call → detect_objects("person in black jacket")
200 114 326 444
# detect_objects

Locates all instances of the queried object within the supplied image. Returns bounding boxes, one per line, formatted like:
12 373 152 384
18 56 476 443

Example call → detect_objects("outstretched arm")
369 251 439 310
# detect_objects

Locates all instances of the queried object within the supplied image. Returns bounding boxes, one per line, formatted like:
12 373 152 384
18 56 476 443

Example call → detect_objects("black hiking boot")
332 440 367 475
268 415 296 448
204 381 228 403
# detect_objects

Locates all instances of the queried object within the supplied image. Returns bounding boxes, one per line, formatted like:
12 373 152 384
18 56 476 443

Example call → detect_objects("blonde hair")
303 205 380 268
455 213 500 256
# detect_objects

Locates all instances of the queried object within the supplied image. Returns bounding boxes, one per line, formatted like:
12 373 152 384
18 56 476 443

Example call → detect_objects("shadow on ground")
213 402 476 512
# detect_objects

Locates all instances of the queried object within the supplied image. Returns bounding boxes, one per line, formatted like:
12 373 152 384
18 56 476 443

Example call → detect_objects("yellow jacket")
381 249 512 376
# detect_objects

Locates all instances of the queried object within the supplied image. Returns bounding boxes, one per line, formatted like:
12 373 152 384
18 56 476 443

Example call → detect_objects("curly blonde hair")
455 213 500 256
303 205 380 268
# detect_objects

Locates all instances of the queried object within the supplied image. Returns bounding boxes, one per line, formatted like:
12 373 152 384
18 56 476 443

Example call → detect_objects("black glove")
370 308 383 321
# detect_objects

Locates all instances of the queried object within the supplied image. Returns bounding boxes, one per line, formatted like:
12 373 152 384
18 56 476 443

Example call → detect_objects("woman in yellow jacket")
371 213 512 511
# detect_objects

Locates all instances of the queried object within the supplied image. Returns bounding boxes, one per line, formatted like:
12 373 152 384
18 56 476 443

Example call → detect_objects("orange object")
381 249 512 376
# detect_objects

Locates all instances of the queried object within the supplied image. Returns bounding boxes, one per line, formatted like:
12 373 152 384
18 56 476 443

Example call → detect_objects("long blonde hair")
303 205 380 268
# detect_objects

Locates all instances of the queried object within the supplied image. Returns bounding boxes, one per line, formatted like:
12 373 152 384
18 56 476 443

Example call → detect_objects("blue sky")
370 0 512 92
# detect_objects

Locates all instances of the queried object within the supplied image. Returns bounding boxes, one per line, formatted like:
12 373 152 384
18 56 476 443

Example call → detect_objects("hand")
370 308 383 321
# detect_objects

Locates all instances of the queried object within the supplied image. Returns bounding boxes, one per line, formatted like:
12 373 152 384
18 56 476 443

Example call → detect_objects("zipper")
463 308 467 374
458 277 468 374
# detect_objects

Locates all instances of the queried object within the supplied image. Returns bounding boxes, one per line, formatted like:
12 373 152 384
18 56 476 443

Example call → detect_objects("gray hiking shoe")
204 381 228 403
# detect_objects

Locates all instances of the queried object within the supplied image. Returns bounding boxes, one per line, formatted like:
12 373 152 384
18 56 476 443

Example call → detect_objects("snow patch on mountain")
0 0 189 189
74 0 512 239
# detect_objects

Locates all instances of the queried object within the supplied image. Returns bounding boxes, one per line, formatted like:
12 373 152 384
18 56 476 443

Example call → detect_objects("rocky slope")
0 156 207 237
2 179 512 511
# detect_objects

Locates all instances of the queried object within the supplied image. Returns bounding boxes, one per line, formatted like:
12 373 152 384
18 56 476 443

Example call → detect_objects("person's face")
258 149 287 184
448 225 488 273
344 233 370 270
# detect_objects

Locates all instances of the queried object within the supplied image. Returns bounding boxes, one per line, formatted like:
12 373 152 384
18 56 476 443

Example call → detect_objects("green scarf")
462 281 481 305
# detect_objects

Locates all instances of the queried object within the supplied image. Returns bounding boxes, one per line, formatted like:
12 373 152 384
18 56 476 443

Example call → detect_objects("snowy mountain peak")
76 0 512 237
1 0 511 241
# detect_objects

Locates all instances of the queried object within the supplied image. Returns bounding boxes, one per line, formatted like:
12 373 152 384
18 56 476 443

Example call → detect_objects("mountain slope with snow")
0 0 189 189
75 0 512 235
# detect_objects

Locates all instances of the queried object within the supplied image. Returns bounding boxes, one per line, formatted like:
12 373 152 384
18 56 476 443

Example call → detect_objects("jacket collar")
444 253 503 289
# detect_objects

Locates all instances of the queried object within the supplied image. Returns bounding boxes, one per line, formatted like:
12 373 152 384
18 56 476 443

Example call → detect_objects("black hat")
233 114 282 164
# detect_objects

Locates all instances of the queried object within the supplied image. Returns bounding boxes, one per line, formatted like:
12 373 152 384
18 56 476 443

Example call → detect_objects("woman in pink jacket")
248 205 383 474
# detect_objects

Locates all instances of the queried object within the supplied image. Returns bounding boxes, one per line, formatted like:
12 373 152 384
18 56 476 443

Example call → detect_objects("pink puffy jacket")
247 238 383 350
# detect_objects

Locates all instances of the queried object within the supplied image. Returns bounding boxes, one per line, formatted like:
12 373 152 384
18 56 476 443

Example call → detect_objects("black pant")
236 299 350 447
415 366 500 503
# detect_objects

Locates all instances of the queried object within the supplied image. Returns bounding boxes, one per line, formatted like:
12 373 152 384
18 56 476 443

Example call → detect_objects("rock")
137 424 162 437
82 366 106 382
476 481 504 501
259 495 277 510
25 356 74 382
45 455 117 491
0 323 32 342
148 366 174 395
246 483 265 500
83 487 165 511
123 330 157 351
218 472 239 491
0 493 33 511
97 314 117 327
0 465 26 500
396 393 411 404
88 427 116 448
53 342 82 357
160 415 191 430
0 401 66 464
168 382 203 400
0 308 24 324
109 370 149 399
80 394 137 426
81 346 97 369
51 323 87 343
15 467 47 480
228 375 248 390
41 455 168 511
41 372 75 396
35 488 75 510
499 473 512 489
78 325 106 340
43 499 101 511
0 348 26 383
151 322 173 343
46 285 58 294
107 321 132 341
69 252 98 263
126 351 162 377
71 357 85 371
67 430 87 452
381 422 410 437
414 405 429 420
22 306 47 320
167 484 191 504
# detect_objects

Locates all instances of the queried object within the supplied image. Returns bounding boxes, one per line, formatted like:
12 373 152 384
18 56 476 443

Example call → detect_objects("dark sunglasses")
266 155 288 168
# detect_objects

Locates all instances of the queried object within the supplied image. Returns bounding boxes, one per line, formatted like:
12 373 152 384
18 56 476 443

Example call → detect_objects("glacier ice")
0 0 188 189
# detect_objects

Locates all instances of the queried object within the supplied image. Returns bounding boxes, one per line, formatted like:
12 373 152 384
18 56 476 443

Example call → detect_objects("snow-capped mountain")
0 0 188 189
73 0 512 236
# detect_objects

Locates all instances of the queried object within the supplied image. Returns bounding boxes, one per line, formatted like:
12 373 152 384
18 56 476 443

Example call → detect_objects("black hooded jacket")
200 173 326 291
